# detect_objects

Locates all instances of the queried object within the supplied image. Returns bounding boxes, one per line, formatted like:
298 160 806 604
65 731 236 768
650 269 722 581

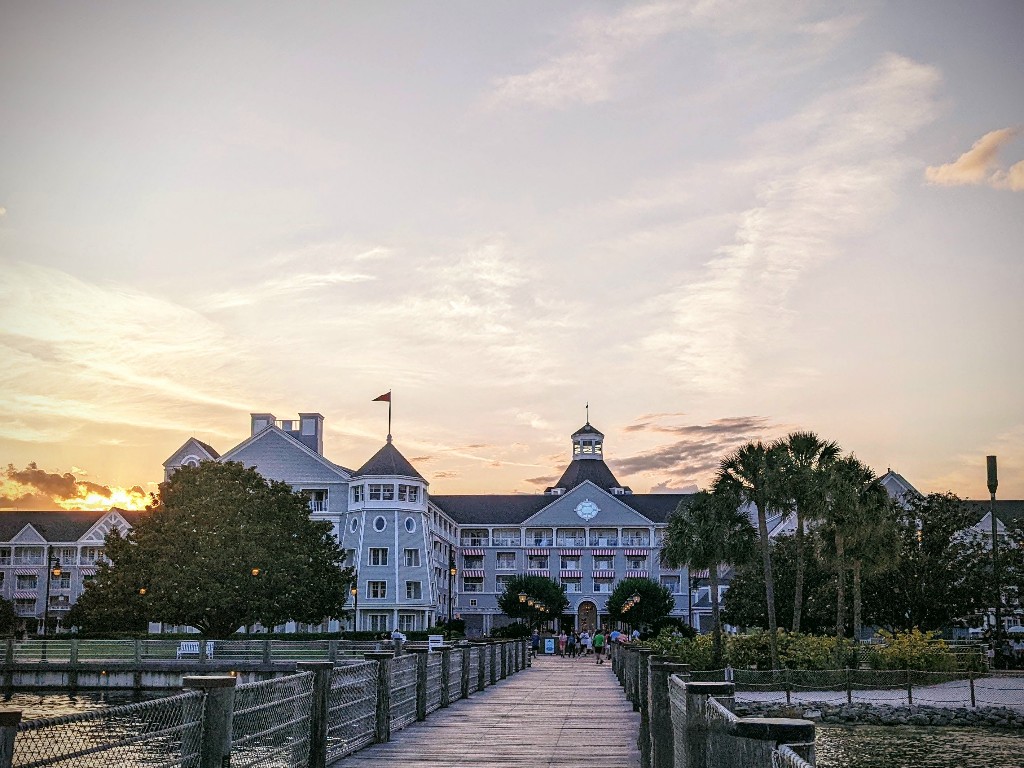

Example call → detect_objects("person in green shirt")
593 629 606 665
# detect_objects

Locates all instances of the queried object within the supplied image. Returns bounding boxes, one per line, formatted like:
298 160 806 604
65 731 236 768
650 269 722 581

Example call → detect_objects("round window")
349 518 358 533
374 516 387 532
404 517 416 533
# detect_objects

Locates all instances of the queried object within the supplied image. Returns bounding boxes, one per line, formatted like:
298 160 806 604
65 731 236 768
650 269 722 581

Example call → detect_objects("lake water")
817 725 1024 768
2 690 173 721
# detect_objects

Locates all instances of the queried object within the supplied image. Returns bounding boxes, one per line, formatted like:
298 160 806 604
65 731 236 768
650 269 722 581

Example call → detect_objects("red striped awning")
559 549 582 556
560 571 582 579
14 590 37 600
593 571 615 579
15 569 39 576
527 569 550 577
462 570 485 578
462 549 484 556
526 549 548 556
691 569 710 579
592 549 616 557
625 570 649 578
79 567 97 576
624 549 649 557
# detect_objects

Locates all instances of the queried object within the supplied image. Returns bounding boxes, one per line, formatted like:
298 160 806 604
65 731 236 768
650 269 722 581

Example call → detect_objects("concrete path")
333 653 640 768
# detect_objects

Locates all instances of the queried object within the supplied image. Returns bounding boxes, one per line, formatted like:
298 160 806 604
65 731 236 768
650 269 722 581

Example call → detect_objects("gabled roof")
220 426 352 478
572 422 604 438
963 499 1024 529
0 509 150 542
194 440 220 459
550 457 623 493
355 440 424 481
428 490 694 526
162 436 220 467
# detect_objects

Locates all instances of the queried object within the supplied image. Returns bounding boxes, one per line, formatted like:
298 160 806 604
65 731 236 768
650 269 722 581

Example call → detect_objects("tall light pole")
350 575 359 633
988 455 1001 666
41 548 62 638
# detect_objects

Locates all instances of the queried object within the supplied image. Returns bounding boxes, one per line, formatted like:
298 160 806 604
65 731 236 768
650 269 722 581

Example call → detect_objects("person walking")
580 629 591 655
593 629 606 664
531 629 540 658
558 630 568 657
566 630 577 659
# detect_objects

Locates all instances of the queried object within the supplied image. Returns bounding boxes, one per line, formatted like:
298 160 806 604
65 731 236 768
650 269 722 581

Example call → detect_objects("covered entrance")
578 600 597 632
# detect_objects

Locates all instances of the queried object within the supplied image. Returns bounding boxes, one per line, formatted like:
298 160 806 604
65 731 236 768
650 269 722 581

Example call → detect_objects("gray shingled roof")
355 441 424 480
551 458 622 492
0 509 150 542
621 494 693 523
195 440 220 459
963 499 1024 529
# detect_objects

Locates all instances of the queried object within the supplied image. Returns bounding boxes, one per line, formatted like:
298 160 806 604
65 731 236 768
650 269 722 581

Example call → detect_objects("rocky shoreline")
734 700 1024 729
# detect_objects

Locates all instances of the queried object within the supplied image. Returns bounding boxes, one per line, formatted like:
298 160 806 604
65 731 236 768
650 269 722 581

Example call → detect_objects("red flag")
373 392 391 402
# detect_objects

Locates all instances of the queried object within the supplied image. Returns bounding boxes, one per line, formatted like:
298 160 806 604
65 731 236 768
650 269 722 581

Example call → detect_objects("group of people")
530 627 641 664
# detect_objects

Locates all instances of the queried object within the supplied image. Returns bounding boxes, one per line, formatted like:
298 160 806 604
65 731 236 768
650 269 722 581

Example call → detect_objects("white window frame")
369 548 389 566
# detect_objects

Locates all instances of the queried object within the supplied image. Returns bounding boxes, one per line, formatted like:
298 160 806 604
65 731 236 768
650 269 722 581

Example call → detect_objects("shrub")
491 623 531 638
866 628 957 671
644 629 715 669
726 630 856 670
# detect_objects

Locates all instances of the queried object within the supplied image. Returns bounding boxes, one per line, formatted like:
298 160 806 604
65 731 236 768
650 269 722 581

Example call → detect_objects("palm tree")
777 431 841 633
718 441 786 669
844 473 897 643
822 455 884 639
661 485 755 667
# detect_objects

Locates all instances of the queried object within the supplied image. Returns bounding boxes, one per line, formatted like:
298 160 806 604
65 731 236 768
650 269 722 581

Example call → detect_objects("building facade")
160 412 700 635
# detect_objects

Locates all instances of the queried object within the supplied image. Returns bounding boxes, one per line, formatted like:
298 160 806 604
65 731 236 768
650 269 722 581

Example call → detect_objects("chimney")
297 412 325 454
250 413 276 435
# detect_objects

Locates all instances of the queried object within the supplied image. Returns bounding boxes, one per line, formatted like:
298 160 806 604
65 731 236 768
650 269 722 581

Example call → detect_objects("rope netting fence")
326 662 377 762
230 672 314 768
679 667 1024 708
426 654 443 714
388 655 418 732
13 690 204 768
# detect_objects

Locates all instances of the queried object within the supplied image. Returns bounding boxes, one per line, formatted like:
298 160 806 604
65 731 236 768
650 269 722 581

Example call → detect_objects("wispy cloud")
206 270 375 310
613 414 775 483
925 127 1024 191
640 53 941 391
486 1 862 109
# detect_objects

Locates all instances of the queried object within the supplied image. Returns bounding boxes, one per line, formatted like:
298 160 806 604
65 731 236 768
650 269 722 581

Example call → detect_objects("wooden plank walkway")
333 653 640 768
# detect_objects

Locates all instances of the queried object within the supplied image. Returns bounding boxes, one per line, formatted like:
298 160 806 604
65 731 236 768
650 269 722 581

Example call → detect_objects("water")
817 725 1024 768
2 690 174 721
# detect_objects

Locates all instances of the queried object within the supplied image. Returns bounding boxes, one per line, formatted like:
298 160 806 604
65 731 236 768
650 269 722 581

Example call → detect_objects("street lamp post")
41 551 62 638
350 576 359 633
988 456 1002 667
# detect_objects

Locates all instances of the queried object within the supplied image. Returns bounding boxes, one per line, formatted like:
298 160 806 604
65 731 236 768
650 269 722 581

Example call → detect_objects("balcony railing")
460 537 489 547
622 536 651 547
492 536 521 546
308 501 329 512
13 557 43 566
556 537 587 547
528 538 553 547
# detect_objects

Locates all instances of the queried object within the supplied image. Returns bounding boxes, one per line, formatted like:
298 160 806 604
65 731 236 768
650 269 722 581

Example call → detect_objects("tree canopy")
607 577 674 630
68 461 353 637
496 574 568 627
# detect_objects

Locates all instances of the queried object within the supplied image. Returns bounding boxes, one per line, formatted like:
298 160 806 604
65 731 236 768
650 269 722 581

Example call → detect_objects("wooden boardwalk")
333 653 640 768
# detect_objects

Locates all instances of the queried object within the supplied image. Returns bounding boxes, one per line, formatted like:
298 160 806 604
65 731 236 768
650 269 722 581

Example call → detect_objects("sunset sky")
1 1 1022 509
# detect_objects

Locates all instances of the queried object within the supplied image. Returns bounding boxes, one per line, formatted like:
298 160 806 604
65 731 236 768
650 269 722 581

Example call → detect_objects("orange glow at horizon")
55 486 151 511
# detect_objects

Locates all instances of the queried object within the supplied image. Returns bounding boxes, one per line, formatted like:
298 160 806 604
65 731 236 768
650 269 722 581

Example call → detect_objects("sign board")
428 634 444 650
544 638 556 654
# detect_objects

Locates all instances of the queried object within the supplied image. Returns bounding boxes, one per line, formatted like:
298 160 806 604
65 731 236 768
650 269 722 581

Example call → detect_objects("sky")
1 1 1022 510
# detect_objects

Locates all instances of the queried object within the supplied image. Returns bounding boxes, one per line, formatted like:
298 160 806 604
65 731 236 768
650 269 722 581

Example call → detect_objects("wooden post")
0 710 21 768
197 637 206 667
906 668 913 706
296 661 334 768
412 648 429 722
364 651 394 743
262 639 272 665
846 667 852 705
134 638 142 664
440 646 451 708
460 646 470 700
2 640 12 694
183 675 237 768
499 642 507 680
490 643 498 686
328 640 338 663
476 644 486 691
68 639 79 691
969 670 976 708
786 668 792 705
649 659 689 768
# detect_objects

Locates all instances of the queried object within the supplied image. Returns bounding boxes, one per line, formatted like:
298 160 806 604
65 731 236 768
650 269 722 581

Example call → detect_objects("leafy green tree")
718 441 786 669
661 486 755 666
776 431 840 633
722 534 841 636
70 462 353 637
861 492 989 632
607 578 674 632
496 574 568 629
66 574 149 636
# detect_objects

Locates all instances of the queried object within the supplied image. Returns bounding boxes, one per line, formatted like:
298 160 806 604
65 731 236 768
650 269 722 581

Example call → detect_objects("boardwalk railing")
609 643 816 768
0 639 530 768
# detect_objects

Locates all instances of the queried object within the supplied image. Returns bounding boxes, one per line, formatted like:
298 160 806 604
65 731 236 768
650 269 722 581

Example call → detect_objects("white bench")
176 640 214 659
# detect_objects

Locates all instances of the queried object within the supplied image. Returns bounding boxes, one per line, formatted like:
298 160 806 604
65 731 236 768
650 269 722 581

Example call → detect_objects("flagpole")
388 395 392 443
